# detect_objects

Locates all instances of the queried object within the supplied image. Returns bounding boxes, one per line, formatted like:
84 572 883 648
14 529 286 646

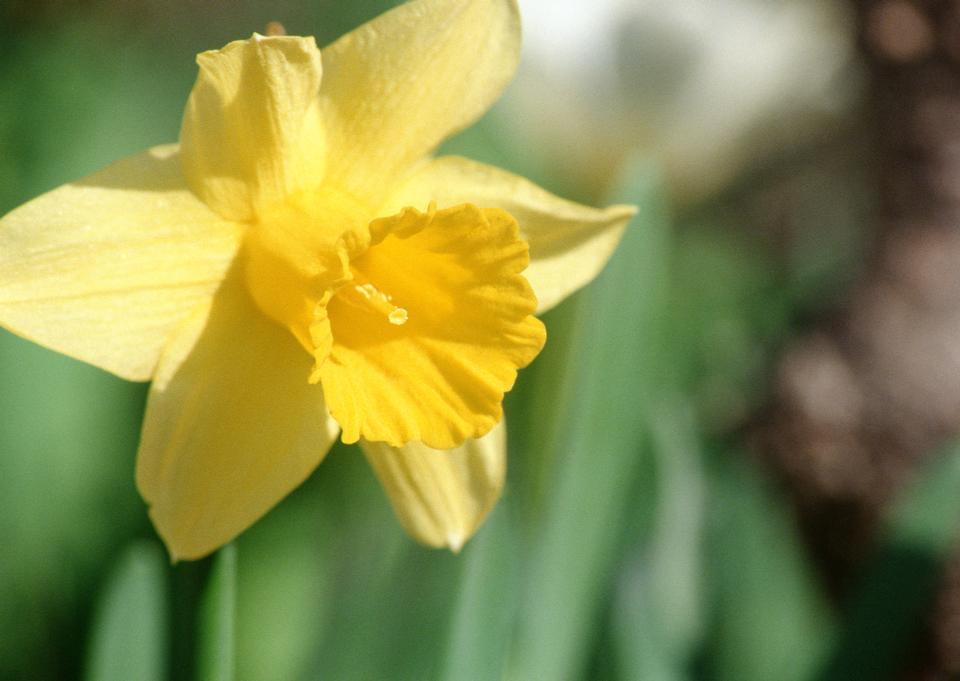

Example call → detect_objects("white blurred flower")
514 0 857 202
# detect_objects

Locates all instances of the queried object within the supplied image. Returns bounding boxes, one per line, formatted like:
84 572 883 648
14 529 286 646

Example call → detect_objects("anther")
339 280 409 326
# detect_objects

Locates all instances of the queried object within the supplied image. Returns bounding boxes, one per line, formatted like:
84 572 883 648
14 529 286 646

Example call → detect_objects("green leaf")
198 544 237 681
264 445 460 681
234 475 336 681
84 541 168 681
705 455 834 681
439 504 518 681
612 399 706 681
507 158 673 681
817 441 960 681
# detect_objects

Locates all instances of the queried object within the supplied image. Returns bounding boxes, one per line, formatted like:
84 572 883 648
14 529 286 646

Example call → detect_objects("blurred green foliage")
84 542 168 681
197 544 236 681
0 2 950 681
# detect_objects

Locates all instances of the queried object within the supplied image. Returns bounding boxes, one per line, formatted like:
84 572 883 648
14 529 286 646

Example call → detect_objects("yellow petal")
316 204 545 449
388 156 637 313
0 145 242 381
180 34 326 221
137 268 338 561
361 422 506 550
319 0 520 199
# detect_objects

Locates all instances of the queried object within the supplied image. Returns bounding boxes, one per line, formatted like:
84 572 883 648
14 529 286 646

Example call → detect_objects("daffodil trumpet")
0 0 635 559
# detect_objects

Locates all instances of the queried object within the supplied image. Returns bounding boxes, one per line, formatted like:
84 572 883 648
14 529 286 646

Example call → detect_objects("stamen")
338 280 409 326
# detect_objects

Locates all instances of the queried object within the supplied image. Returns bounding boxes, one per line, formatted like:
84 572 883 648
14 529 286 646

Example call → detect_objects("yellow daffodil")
0 0 635 559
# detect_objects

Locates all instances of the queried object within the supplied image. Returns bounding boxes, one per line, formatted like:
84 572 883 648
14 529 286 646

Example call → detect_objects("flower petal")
318 0 520 198
388 156 637 313
0 145 242 381
136 268 338 561
180 34 326 221
361 422 506 551
316 204 545 449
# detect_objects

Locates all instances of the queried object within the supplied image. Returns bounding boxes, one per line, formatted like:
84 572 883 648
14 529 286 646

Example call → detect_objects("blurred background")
4 0 960 679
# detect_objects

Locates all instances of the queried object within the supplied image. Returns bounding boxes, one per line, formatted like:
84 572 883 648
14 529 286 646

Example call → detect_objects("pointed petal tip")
163 541 209 564
446 531 465 553
144 505 189 565
361 423 506 555
148 508 221 563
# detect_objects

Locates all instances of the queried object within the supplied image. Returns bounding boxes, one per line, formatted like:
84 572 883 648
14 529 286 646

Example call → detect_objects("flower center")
314 203 546 448
243 189 371 354
337 280 408 326
244 199 545 448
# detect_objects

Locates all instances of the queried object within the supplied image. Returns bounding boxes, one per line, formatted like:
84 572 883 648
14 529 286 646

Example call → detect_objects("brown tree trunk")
754 1 960 678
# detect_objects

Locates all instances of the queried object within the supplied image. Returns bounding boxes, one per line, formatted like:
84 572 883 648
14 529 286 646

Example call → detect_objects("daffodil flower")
0 0 635 559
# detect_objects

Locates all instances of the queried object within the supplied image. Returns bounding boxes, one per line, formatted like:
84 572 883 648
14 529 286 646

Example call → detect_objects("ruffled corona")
319 204 545 448
245 199 546 449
